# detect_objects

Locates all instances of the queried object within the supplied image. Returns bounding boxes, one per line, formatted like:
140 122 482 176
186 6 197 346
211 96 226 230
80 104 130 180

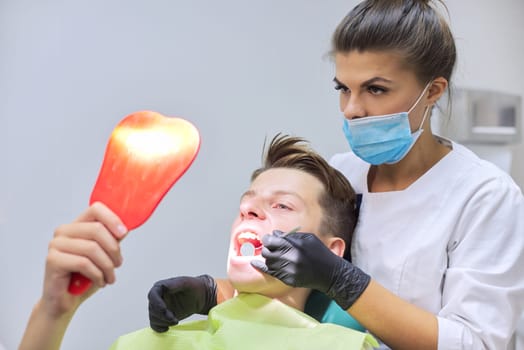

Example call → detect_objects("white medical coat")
330 139 524 350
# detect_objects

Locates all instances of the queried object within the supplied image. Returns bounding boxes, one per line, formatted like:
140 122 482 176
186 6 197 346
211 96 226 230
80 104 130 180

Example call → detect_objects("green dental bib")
109 293 378 350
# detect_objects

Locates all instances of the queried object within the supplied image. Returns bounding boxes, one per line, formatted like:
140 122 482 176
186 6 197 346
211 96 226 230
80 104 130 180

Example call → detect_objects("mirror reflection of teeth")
236 232 263 256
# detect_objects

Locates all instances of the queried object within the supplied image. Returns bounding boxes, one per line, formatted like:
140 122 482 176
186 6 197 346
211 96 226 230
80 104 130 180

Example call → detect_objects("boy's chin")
228 265 268 290
228 270 292 297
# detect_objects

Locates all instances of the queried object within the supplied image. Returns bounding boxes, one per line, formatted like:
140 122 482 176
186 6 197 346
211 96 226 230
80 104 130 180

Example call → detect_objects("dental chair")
305 290 366 332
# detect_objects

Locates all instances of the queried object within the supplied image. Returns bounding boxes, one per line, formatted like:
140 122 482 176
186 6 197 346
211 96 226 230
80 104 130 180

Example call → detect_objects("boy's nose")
239 200 265 220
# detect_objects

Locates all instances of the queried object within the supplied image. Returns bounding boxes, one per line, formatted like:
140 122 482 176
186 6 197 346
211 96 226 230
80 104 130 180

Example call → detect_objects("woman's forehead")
334 50 415 82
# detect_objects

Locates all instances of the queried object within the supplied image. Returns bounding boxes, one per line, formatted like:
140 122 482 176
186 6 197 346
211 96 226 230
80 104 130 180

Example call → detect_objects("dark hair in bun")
331 0 456 88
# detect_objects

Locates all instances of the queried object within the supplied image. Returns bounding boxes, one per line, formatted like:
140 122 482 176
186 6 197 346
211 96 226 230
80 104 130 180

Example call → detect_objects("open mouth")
236 232 263 256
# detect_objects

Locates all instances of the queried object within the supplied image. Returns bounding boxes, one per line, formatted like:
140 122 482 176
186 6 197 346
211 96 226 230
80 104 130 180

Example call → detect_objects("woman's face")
334 50 429 130
227 167 325 297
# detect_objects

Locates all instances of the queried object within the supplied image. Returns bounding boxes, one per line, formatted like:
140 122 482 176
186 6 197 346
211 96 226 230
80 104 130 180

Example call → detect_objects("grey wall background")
1 1 523 349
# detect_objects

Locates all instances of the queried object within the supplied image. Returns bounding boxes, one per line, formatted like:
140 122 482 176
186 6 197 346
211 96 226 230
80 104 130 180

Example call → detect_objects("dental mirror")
240 242 256 256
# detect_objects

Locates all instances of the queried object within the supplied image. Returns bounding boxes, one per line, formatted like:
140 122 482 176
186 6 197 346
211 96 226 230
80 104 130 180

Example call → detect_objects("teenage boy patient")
19 134 377 350
111 134 377 349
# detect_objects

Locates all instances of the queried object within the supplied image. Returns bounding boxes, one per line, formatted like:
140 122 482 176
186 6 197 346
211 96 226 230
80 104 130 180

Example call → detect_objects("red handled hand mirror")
68 110 200 295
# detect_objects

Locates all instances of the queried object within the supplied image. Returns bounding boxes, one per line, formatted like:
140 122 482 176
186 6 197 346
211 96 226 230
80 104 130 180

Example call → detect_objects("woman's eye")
334 84 349 94
368 85 387 95
274 203 291 210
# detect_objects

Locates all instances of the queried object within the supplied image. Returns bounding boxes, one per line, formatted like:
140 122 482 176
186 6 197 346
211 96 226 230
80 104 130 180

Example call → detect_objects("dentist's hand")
250 230 370 310
148 275 217 332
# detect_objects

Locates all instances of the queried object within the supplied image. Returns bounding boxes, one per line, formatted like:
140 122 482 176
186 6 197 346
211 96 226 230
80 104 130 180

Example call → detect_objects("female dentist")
149 0 524 349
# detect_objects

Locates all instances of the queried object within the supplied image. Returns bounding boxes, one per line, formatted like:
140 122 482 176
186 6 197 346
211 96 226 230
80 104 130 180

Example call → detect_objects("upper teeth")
238 231 259 240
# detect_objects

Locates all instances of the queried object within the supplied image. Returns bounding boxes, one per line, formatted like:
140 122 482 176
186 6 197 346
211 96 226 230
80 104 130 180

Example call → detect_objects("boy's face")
227 167 326 297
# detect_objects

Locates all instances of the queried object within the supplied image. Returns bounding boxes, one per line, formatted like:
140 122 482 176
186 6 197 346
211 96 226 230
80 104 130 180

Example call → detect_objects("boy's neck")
274 288 311 311
235 288 311 312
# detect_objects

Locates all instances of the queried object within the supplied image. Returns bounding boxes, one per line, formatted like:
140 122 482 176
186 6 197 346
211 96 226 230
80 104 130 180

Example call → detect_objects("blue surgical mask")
342 83 431 165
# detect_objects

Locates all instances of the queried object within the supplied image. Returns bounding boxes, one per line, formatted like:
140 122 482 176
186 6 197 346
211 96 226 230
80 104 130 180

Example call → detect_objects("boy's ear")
325 236 346 258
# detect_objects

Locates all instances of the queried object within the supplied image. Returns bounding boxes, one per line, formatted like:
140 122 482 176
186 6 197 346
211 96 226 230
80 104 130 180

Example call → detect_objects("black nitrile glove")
148 274 217 332
250 230 370 310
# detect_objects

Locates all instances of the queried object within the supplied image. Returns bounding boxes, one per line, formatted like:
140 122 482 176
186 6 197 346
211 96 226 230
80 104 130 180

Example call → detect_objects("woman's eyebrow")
361 77 393 86
333 77 345 87
333 76 393 87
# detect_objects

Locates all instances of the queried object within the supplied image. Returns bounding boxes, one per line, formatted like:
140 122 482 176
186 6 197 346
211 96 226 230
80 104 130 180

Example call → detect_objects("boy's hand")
42 202 127 317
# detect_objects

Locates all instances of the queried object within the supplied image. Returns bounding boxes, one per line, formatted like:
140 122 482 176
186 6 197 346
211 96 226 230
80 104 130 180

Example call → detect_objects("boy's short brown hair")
251 134 357 258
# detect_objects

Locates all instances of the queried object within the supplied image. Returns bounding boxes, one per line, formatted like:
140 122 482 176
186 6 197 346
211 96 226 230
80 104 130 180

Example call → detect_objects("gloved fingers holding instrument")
250 229 371 310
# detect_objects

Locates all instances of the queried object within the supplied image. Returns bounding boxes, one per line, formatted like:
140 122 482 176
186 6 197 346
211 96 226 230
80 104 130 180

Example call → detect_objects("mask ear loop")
417 106 430 132
407 81 432 132
407 82 432 114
